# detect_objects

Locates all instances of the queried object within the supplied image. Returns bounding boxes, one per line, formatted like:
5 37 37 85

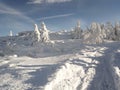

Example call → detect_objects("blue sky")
0 0 120 36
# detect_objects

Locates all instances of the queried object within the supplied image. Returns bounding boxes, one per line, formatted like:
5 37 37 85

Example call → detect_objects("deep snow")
0 31 120 90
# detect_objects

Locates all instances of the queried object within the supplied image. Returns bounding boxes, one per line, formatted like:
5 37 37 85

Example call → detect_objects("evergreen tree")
105 22 116 40
40 22 49 42
9 30 13 36
34 24 41 42
115 21 120 40
73 21 82 39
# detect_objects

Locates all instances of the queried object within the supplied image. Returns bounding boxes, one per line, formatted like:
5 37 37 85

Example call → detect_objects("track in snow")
44 44 119 90
88 52 116 90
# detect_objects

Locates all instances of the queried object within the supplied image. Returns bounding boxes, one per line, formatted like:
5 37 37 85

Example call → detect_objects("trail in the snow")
44 43 120 90
88 54 115 90
88 43 119 90
44 46 104 90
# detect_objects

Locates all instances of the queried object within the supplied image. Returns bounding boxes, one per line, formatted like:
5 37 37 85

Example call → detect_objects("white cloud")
46 0 72 3
0 3 35 24
0 9 20 15
37 13 74 20
0 4 19 15
27 0 72 4
27 0 43 4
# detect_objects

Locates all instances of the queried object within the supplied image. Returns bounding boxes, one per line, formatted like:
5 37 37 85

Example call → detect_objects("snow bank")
44 57 96 90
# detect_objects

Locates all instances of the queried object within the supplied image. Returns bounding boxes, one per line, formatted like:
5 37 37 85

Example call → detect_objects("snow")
33 24 41 42
0 26 120 90
9 30 13 36
40 22 50 42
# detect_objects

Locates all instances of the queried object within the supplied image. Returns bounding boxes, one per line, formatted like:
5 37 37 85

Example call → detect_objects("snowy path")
44 43 120 90
86 43 120 90
88 49 116 90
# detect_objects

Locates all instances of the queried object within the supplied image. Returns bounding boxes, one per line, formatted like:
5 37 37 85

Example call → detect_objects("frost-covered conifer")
115 21 120 40
83 22 104 44
40 22 49 42
9 30 13 36
96 23 104 43
105 22 116 40
100 24 107 39
90 22 97 33
72 21 82 39
34 24 41 42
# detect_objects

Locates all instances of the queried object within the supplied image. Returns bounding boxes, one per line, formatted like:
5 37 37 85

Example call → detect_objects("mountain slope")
0 31 120 90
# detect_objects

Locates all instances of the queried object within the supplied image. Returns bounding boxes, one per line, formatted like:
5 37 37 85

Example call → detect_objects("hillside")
0 28 120 90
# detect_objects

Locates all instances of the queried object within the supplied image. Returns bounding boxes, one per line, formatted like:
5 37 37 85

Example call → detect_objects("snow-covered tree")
100 23 107 39
9 30 13 36
115 21 120 40
90 22 97 32
40 22 49 42
96 23 104 43
33 24 41 42
72 21 83 39
83 22 104 44
105 22 116 40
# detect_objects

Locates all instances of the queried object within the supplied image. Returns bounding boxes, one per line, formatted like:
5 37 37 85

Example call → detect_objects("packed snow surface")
0 31 120 90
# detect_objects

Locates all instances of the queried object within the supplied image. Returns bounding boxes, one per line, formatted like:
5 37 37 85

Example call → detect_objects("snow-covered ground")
0 31 120 90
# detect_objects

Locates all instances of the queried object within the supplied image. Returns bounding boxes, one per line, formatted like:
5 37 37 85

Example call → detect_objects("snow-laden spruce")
71 21 120 44
9 30 13 36
33 24 41 42
83 22 104 44
6 20 120 45
105 22 116 40
72 21 83 39
40 22 50 42
115 21 120 40
32 22 50 43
